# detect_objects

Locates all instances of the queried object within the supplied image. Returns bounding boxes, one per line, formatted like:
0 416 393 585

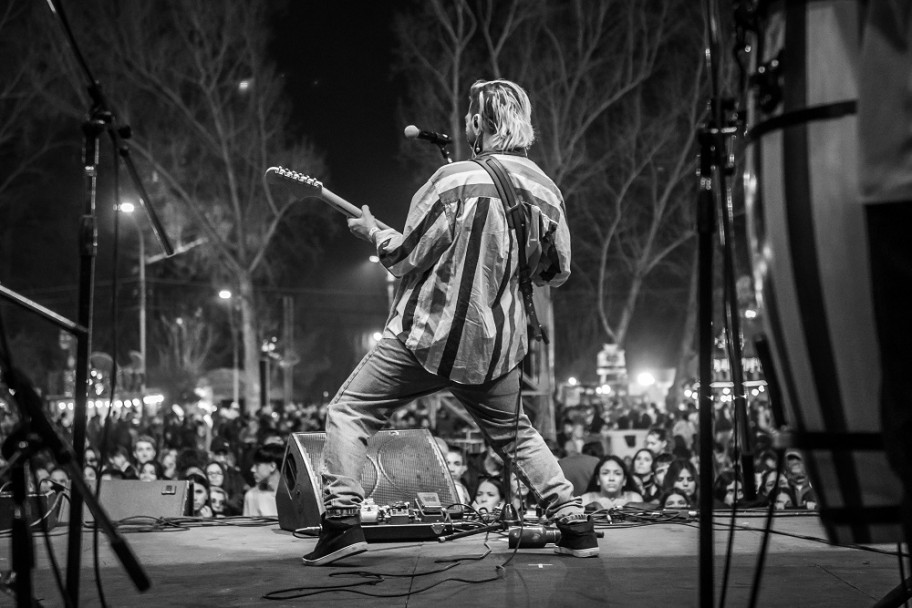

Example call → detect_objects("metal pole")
137 223 147 426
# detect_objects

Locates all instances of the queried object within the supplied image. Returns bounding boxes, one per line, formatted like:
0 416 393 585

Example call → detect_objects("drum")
744 0 903 543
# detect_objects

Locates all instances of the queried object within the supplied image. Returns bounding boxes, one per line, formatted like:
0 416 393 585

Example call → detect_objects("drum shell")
744 0 903 543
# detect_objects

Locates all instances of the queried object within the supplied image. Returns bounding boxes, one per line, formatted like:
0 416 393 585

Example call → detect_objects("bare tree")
0 1 69 245
35 1 329 412
393 0 706 379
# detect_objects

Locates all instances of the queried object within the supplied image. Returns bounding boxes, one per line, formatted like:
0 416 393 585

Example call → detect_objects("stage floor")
3 512 905 607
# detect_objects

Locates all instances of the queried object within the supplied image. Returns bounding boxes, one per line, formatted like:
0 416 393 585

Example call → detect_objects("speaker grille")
291 429 457 510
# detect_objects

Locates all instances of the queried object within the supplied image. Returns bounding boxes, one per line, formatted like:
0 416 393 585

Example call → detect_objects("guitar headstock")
265 166 324 196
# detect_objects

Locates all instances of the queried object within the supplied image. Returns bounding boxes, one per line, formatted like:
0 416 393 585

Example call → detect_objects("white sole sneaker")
554 545 600 558
301 541 368 566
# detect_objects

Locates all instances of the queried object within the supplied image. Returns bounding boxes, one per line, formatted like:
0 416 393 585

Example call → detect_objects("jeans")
321 337 582 521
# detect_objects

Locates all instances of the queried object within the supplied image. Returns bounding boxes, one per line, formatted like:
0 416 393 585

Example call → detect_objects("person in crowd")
138 460 164 482
645 427 671 456
784 451 814 507
209 486 229 518
558 440 601 497
463 444 505 500
39 467 70 494
205 460 243 516
209 437 249 510
133 435 157 467
187 472 213 518
759 468 793 499
662 458 699 505
84 447 100 470
83 464 98 492
100 468 125 481
657 489 692 510
176 447 206 479
243 443 283 517
107 445 137 480
653 452 674 488
471 476 505 515
159 448 178 480
630 448 660 503
672 408 696 453
581 455 643 511
443 447 472 506
301 79 592 567
713 469 745 508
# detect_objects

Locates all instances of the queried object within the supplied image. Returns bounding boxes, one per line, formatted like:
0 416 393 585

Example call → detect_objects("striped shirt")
372 152 571 385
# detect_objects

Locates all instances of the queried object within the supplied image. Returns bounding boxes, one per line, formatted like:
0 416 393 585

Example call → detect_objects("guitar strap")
473 156 549 344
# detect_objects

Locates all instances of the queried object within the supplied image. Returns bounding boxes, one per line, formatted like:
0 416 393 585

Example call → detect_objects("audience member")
464 445 504 499
581 455 643 511
187 472 213 518
205 460 243 516
107 446 137 480
471 477 504 515
662 458 699 505
243 443 283 517
209 486 229 517
159 448 178 480
443 447 472 506
630 448 659 502
558 440 601 497
657 489 692 510
133 435 157 467
645 427 671 456
138 460 164 482
653 453 674 487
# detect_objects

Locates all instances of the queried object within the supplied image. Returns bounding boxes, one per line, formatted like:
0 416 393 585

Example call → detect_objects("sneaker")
301 515 368 566
554 514 599 558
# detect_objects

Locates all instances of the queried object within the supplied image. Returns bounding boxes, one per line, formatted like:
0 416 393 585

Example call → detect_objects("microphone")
404 125 452 146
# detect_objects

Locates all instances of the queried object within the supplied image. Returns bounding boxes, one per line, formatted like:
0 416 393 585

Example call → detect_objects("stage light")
567 377 578 386
636 371 655 387
118 201 136 213
218 289 232 300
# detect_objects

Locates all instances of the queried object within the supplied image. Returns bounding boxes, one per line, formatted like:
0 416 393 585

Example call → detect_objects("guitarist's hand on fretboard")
347 205 382 243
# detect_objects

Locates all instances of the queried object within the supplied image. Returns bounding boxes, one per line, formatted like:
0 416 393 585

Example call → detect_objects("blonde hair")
468 79 535 151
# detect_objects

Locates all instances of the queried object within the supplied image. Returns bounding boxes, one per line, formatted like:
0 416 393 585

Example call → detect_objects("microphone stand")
42 1 174 600
696 0 757 605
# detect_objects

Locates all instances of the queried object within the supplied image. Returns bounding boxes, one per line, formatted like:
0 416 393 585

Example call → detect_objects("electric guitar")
264 166 392 230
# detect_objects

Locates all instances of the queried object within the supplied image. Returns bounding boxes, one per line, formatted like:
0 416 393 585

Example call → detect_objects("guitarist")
303 79 598 565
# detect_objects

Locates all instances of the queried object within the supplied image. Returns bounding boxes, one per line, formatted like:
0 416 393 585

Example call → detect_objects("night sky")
271 2 419 275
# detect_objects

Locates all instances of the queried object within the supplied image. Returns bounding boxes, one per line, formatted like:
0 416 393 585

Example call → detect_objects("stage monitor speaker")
78 480 190 524
276 429 458 532
0 491 62 531
745 0 903 543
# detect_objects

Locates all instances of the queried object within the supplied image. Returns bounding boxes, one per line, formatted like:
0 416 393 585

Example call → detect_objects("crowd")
0 393 814 522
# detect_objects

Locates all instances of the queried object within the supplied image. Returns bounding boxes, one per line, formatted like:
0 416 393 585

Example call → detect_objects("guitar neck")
321 187 393 231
